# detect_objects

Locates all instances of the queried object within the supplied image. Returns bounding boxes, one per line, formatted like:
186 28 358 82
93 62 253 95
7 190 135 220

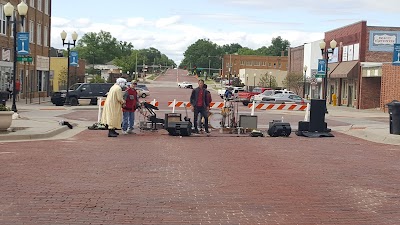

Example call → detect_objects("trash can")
387 100 400 134
0 91 8 106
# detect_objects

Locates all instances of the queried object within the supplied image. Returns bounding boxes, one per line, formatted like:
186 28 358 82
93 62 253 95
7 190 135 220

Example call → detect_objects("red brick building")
0 0 51 98
222 54 288 79
324 21 400 109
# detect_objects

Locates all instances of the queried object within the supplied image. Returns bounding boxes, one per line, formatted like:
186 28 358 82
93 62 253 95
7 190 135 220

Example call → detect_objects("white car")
178 81 193 89
251 89 295 102
136 88 150 98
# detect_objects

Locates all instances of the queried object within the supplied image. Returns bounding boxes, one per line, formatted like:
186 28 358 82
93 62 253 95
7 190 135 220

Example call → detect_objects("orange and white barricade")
168 100 225 113
248 102 308 113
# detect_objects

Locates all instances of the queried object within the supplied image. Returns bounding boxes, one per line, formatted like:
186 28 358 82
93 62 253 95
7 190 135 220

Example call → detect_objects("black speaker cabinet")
239 115 258 130
268 122 291 137
165 113 182 128
309 99 326 132
166 122 192 136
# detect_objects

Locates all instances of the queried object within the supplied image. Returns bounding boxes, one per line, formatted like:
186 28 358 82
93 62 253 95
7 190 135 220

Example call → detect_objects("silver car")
261 93 310 104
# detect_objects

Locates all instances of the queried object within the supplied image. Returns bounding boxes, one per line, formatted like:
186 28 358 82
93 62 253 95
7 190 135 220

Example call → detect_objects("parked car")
217 86 245 99
260 93 309 104
136 88 150 98
51 83 113 106
178 81 193 89
237 87 271 106
251 89 296 103
127 82 148 91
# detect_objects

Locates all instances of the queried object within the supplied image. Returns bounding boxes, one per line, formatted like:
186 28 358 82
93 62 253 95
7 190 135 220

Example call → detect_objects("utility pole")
135 52 138 81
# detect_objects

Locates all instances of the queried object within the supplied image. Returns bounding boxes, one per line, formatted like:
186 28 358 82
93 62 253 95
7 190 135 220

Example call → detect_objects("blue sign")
393 44 400 66
17 32 30 55
69 51 78 66
317 59 326 76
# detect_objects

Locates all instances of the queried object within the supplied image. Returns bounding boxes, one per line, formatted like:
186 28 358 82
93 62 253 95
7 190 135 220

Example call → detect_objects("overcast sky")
51 0 400 64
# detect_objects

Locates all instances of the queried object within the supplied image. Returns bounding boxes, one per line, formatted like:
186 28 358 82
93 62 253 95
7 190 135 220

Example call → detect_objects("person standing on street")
122 81 139 134
15 79 21 101
101 78 126 137
190 79 210 133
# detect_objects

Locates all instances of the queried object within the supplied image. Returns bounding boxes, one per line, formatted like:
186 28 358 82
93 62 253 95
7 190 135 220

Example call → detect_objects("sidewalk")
1 99 399 145
0 99 94 142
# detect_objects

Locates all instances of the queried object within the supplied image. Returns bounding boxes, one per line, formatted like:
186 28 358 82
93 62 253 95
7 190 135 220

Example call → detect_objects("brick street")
1 126 400 224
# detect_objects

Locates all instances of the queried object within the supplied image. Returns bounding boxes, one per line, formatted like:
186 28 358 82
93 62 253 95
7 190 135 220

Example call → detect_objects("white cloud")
50 15 321 65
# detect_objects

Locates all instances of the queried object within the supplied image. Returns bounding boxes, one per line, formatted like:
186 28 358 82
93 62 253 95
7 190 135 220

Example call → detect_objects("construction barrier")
167 100 225 109
248 103 307 111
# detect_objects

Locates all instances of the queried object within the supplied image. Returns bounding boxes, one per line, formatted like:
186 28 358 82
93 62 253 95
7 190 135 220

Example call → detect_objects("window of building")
44 0 49 15
268 63 272 67
30 0 35 8
43 25 48 46
37 23 41 45
278 63 281 68
253 61 260 66
274 63 276 68
240 60 245 65
0 5 6 35
37 0 42 11
246 61 252 66
29 20 34 43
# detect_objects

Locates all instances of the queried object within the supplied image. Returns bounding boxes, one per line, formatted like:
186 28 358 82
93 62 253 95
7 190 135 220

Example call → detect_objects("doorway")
348 85 353 107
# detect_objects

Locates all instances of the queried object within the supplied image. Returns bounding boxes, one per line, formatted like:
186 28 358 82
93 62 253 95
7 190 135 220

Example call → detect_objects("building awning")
328 63 339 76
330 61 359 78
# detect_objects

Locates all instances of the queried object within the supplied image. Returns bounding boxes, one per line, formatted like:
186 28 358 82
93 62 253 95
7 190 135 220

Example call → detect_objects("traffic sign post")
17 56 32 62
17 32 30 55
393 44 400 66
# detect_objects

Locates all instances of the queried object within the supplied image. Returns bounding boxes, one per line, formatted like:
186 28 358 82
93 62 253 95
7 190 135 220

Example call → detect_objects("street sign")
69 51 78 66
17 32 30 55
17 56 33 62
317 59 326 76
393 44 400 66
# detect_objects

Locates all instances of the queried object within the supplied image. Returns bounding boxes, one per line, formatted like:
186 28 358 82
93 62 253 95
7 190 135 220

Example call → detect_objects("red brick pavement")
1 128 400 224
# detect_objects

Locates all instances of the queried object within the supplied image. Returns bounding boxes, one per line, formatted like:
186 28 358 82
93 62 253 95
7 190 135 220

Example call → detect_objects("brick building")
324 21 400 109
222 54 288 79
0 0 51 98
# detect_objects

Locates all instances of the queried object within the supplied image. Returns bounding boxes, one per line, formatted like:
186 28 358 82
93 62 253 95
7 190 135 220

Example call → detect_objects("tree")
220 43 242 54
282 72 303 94
90 75 106 83
237 47 257 55
267 36 290 56
258 72 278 89
75 30 133 64
180 39 222 73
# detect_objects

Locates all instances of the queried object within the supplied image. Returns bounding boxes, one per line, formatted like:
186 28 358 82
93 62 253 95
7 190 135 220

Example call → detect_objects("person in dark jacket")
190 79 210 133
197 84 212 131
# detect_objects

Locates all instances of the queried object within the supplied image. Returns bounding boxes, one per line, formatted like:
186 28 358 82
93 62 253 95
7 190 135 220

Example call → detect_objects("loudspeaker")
268 122 291 137
166 122 192 136
239 115 258 130
165 113 182 128
309 99 326 132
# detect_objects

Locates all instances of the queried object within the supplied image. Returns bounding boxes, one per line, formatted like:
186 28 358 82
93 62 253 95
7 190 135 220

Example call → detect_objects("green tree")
267 36 290 56
237 47 257 55
282 72 303 93
258 72 278 88
90 75 106 83
75 30 133 64
220 43 242 54
180 39 222 76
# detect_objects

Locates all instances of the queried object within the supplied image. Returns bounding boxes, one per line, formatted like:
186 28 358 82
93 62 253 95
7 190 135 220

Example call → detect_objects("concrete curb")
0 125 70 141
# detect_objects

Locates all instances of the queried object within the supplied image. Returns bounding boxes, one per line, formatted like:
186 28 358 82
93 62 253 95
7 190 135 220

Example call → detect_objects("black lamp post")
4 1 28 112
253 73 256 90
60 30 78 106
319 39 337 100
246 74 249 91
303 65 307 98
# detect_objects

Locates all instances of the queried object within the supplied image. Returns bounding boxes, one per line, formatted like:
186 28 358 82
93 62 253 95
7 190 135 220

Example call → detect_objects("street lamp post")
60 30 78 106
4 2 28 112
253 73 256 91
319 39 337 100
246 74 249 91
303 65 308 98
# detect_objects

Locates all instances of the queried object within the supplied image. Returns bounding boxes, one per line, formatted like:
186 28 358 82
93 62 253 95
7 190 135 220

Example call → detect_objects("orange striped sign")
248 103 307 111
